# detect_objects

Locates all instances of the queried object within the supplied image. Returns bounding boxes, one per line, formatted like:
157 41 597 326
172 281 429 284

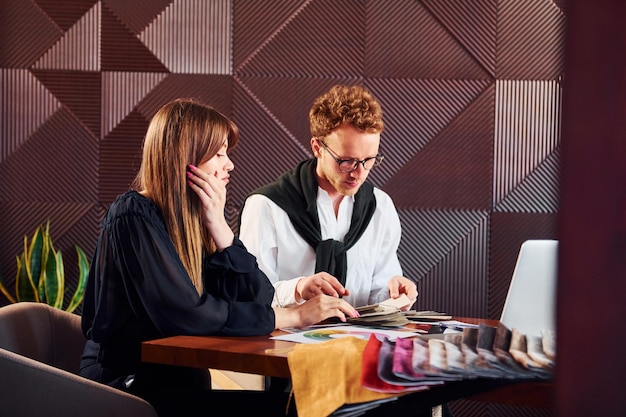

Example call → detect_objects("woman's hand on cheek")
187 164 234 250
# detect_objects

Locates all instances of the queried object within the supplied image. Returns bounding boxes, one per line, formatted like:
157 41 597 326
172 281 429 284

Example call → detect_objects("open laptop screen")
500 239 558 337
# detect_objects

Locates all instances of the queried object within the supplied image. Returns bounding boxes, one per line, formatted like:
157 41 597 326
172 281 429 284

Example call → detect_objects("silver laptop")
500 239 558 337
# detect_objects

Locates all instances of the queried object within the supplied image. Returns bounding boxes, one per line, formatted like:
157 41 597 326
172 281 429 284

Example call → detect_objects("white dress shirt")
239 186 403 308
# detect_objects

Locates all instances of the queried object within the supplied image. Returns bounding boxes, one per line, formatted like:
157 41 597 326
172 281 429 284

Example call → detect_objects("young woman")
79 98 357 416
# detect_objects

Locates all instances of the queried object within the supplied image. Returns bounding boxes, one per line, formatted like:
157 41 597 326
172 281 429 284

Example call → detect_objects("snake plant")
0 222 89 313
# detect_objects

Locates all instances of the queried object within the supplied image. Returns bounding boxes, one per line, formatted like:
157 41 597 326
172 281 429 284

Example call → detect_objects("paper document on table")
271 325 419 344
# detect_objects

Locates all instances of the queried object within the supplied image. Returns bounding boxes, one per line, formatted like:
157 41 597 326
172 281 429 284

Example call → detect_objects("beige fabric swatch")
287 337 397 417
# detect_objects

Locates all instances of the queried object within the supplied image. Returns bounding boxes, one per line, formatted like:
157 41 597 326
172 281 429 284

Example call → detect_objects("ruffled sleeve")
83 191 275 345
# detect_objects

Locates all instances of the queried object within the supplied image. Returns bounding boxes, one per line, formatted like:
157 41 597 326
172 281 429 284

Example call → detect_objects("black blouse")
80 191 276 384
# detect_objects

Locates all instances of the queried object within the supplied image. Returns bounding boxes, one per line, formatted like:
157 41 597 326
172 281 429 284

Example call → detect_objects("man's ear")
311 137 323 158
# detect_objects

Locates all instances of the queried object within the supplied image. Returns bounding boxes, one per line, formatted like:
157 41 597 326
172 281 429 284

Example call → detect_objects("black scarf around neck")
240 158 376 286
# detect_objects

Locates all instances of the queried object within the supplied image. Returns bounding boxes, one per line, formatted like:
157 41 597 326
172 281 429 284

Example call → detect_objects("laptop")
500 239 558 337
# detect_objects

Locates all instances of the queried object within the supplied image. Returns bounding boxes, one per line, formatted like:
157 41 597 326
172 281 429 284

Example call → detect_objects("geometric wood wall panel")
494 80 562 209
384 83 495 209
495 147 560 214
421 0 498 77
101 72 167 137
398 208 489 317
0 0 64 68
103 0 171 36
30 69 102 137
366 78 493 186
32 1 100 71
101 3 169 72
0 106 98 203
366 0 495 80
0 69 61 162
496 0 565 79
233 0 305 69
133 74 234 119
33 0 97 32
139 0 232 74
236 0 365 77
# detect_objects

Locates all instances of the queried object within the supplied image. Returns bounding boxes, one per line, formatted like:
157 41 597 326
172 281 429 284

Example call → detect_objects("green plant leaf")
37 226 50 303
27 225 46 292
42 245 61 308
16 252 38 302
8 221 85 311
53 251 65 310
0 268 17 303
67 246 89 313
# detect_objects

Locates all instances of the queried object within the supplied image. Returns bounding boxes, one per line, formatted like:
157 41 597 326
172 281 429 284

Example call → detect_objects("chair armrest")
0 348 157 417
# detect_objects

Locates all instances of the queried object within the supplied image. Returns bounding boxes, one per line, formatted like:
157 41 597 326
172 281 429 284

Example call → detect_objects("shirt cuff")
273 277 304 308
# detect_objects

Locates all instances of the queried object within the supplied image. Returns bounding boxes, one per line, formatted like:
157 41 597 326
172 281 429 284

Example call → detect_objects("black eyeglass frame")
317 139 384 173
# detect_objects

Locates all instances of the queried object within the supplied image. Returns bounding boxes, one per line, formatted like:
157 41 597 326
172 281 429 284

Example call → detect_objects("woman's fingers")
187 166 226 209
316 294 358 320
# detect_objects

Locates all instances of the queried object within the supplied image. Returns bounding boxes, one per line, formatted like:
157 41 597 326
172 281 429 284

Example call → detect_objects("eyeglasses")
317 139 384 173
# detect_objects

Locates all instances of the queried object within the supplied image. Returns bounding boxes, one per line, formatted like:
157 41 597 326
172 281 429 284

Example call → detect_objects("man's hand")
274 294 359 329
387 276 418 311
295 272 350 301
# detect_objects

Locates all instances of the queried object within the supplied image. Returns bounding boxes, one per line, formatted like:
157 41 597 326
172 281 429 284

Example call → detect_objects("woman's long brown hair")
133 99 239 294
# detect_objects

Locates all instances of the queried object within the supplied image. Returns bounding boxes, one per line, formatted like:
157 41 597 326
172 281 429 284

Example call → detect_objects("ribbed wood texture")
1 2 564 414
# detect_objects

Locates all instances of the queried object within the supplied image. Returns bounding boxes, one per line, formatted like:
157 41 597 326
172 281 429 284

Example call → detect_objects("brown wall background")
1 2 564 414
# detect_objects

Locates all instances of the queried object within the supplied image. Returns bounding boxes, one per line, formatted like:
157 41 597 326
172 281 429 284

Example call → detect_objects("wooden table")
142 331 295 378
141 319 553 409
142 317 494 377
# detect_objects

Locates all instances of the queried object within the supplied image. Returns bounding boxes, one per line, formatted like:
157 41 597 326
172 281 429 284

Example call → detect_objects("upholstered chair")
0 302 157 417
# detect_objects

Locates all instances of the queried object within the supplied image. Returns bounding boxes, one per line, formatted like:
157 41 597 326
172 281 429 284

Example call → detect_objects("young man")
239 85 417 310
